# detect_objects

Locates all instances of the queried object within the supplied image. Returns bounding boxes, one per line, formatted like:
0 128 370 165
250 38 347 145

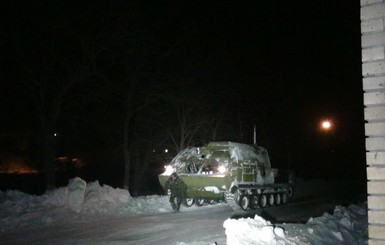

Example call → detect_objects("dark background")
0 1 365 196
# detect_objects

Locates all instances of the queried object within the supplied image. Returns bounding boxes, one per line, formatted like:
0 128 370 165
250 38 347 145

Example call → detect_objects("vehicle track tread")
224 192 242 212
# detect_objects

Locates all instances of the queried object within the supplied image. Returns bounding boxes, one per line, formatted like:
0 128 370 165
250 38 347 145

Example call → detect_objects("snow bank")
223 202 368 245
0 177 368 245
0 177 172 232
81 180 132 214
301 203 368 244
0 177 227 233
0 189 62 231
68 177 86 213
224 215 301 245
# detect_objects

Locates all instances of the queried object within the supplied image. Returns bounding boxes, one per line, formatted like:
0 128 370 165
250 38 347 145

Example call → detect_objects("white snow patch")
224 202 368 245
0 177 368 245
224 215 302 245
68 177 86 213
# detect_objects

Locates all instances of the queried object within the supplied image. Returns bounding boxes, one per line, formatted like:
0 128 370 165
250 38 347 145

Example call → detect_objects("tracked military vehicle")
159 141 295 211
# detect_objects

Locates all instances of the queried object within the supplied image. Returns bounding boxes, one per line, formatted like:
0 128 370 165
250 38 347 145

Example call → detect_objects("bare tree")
157 91 206 154
121 84 155 190
3 3 115 190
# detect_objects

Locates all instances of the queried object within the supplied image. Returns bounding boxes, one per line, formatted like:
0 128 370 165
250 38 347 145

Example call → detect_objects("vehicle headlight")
218 165 227 174
164 165 175 175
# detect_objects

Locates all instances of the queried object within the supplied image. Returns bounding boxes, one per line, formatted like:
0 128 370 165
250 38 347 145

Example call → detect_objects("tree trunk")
131 151 150 196
123 146 130 190
42 126 56 191
123 117 131 190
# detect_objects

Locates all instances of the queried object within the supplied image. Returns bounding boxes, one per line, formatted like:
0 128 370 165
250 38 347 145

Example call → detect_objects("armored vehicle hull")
159 141 295 211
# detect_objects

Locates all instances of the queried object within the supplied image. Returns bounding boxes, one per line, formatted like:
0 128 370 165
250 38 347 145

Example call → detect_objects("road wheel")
281 193 287 204
250 195 259 209
268 194 275 206
233 190 241 203
239 195 249 210
184 198 195 207
288 186 294 199
195 198 205 206
259 194 267 208
275 193 281 205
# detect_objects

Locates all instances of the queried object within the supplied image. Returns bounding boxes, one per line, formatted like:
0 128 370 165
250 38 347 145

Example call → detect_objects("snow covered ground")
0 177 368 244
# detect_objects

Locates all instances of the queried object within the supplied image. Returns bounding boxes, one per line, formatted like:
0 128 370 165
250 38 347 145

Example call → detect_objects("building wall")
361 0 385 244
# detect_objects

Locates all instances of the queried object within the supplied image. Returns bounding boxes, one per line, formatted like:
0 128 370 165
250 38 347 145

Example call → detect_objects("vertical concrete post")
361 0 385 244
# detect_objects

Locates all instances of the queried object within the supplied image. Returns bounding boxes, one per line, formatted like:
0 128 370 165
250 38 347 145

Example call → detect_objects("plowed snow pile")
0 177 172 232
0 177 368 244
223 202 367 245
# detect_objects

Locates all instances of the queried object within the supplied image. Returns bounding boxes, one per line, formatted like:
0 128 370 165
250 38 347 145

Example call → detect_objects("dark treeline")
0 1 365 195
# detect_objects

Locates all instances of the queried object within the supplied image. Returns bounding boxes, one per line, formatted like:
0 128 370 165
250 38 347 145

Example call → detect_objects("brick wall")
361 0 385 244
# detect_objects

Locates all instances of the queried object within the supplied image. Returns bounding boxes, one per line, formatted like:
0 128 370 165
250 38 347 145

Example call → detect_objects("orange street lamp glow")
321 120 331 130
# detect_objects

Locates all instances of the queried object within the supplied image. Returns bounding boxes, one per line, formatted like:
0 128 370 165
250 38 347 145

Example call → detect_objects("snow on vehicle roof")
170 141 271 169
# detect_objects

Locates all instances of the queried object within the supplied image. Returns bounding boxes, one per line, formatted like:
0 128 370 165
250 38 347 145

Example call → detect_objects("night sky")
0 1 365 194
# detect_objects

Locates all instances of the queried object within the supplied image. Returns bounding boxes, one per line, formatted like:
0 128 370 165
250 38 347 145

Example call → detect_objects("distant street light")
321 120 331 130
320 120 333 131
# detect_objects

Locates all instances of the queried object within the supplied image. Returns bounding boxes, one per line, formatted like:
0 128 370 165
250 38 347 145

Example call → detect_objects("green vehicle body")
159 141 295 210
